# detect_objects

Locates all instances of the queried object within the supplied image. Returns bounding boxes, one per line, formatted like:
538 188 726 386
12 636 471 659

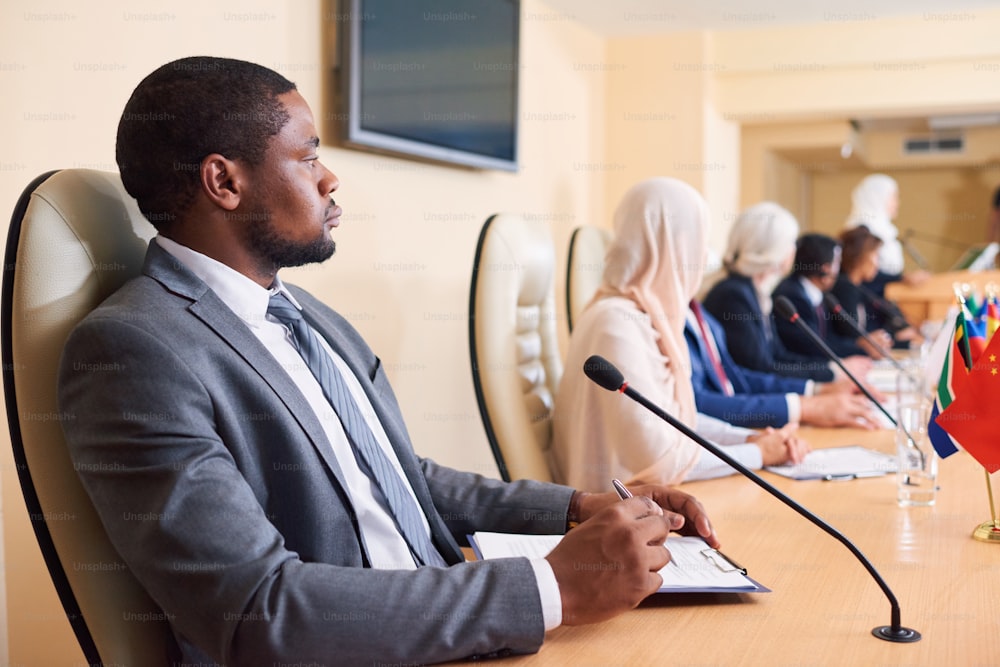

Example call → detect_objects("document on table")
469 532 768 593
766 445 898 480
866 364 900 394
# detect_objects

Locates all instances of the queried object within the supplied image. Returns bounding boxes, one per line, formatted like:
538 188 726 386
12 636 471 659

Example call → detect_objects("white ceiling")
537 0 1000 36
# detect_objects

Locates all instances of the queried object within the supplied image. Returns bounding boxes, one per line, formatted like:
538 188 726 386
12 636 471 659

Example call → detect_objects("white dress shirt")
685 413 763 480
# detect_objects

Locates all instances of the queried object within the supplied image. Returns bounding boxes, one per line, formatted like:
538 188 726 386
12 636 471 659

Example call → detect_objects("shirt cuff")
785 393 801 423
530 557 562 631
686 443 763 481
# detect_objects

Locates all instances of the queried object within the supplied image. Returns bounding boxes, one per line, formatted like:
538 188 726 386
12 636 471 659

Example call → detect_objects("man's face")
239 91 341 274
818 246 841 291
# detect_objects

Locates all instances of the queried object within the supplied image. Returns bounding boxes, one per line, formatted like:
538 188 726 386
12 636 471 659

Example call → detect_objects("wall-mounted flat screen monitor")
341 0 520 171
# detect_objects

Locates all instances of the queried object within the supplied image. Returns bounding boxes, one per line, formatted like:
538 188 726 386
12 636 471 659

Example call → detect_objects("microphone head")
583 355 625 391
773 295 799 321
822 292 843 312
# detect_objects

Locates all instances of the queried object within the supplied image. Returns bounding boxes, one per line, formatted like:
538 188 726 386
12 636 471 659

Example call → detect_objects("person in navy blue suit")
772 233 890 360
703 202 873 384
686 301 879 429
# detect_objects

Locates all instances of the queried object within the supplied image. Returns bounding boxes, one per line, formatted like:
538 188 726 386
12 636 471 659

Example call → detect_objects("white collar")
155 235 302 327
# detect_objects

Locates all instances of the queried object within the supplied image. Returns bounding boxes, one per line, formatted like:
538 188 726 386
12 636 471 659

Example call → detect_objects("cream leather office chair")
469 214 561 482
2 169 172 665
565 225 612 331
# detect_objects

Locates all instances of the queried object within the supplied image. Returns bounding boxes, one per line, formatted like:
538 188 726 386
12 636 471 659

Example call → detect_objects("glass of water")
895 403 938 507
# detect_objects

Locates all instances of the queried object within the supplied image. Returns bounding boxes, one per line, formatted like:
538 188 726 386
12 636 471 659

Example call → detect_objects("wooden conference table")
886 268 1000 325
459 427 1000 666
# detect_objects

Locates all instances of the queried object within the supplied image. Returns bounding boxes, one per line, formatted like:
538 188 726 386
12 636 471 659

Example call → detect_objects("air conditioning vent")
903 134 964 154
936 136 964 151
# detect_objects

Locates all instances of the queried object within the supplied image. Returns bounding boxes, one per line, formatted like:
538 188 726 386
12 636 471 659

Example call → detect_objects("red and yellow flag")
938 330 1000 473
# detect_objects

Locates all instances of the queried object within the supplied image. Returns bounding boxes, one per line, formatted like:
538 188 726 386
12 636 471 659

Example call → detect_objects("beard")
244 206 336 273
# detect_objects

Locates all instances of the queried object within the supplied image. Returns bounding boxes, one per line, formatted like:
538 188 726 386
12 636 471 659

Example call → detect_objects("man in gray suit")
58 57 720 665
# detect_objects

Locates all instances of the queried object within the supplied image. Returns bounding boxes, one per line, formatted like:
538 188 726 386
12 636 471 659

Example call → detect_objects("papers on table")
866 361 909 429
873 396 900 430
866 364 900 395
469 532 768 593
766 445 897 480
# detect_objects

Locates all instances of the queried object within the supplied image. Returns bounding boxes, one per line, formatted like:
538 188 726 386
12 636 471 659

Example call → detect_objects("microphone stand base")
872 625 921 643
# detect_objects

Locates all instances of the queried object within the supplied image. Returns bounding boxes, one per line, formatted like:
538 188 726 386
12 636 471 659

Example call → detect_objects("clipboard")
701 547 747 575
469 532 769 594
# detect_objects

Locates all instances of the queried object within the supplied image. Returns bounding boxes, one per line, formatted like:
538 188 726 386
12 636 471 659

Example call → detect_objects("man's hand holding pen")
545 482 718 625
580 482 719 547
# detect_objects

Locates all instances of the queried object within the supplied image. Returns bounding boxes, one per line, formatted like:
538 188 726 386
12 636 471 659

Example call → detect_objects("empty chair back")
469 213 561 482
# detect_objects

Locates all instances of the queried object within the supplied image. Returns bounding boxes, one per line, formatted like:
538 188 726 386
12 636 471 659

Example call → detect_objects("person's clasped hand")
750 424 810 466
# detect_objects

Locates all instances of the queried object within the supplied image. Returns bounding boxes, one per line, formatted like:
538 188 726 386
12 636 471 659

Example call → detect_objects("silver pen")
612 478 633 500
823 471 886 481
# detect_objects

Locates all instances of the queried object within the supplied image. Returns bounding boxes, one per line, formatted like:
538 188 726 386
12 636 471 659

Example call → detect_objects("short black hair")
793 233 839 277
116 56 297 230
992 184 1000 210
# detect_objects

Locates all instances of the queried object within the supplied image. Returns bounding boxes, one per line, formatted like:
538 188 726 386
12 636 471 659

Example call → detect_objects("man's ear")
200 154 244 211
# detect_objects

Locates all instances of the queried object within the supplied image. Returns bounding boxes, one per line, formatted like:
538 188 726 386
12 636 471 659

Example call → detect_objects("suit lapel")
299 305 430 494
144 244 461 563
293 290 462 563
739 276 773 341
686 319 723 392
142 244 352 494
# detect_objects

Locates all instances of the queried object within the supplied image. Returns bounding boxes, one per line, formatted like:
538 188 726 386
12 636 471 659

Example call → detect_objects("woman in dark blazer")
832 225 922 349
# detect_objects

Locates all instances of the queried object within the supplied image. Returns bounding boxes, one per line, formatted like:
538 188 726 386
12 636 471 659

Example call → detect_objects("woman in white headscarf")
550 179 805 492
844 174 929 293
702 202 872 382
845 174 903 274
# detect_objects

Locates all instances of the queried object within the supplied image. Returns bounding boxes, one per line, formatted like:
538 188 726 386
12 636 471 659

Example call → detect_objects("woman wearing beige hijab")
550 179 805 492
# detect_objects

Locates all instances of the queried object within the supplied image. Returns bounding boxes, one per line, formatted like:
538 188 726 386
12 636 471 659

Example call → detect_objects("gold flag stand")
972 469 1000 543
945 286 1000 541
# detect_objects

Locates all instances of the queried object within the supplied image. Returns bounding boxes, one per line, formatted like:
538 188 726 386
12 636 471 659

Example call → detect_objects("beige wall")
712 10 1000 120
809 167 1000 272
604 32 741 253
3 1 1000 664
725 11 1000 272
739 120 854 212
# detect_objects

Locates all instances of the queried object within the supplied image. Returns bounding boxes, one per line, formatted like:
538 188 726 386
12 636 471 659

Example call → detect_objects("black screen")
345 0 520 170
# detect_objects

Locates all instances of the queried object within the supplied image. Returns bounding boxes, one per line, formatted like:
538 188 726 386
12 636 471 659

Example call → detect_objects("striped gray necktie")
267 292 446 567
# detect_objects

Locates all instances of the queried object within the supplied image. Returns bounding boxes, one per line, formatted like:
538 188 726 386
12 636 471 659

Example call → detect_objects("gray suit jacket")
58 243 574 665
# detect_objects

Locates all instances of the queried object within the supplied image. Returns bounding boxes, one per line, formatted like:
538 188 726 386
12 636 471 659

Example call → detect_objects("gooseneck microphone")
582 354 920 643
822 293 902 370
770 298 926 482
857 284 909 333
899 229 930 271
772 296 898 429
